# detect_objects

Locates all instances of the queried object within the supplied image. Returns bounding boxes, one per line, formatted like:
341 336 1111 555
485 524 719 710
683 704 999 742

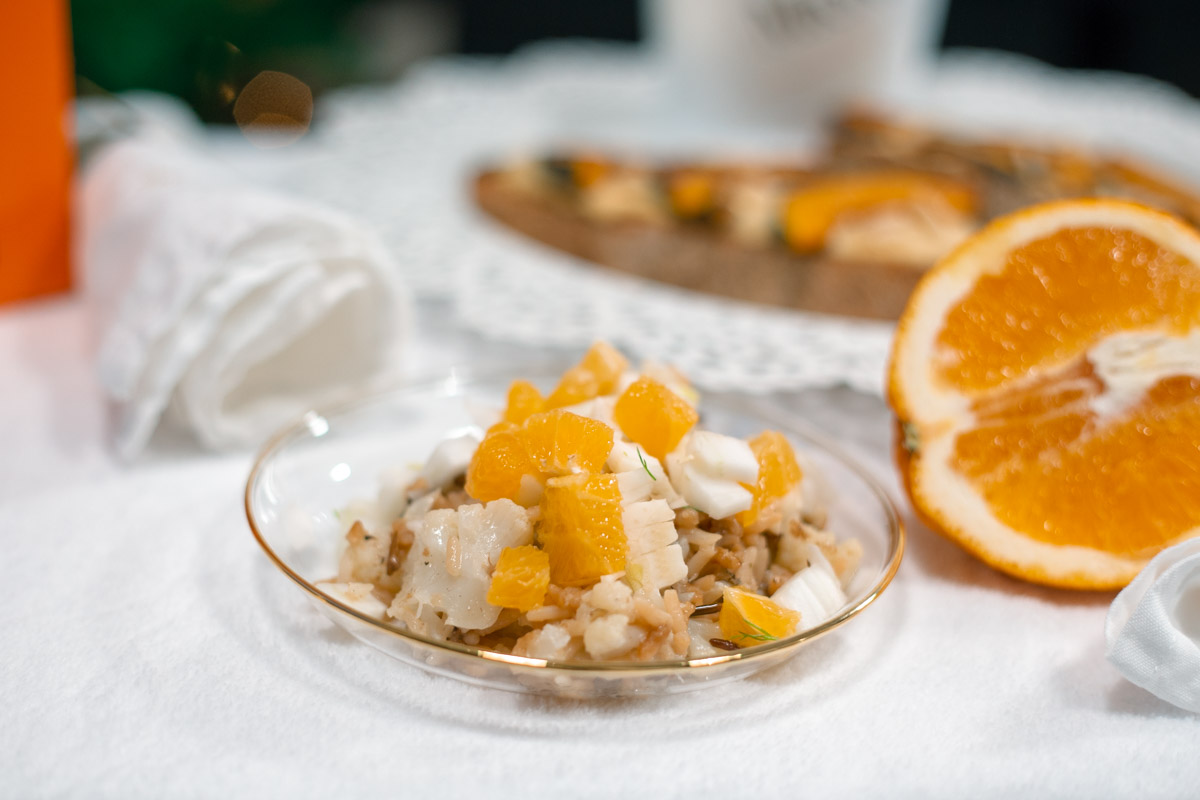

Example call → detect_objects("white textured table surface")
9 44 1200 797
2 295 1197 799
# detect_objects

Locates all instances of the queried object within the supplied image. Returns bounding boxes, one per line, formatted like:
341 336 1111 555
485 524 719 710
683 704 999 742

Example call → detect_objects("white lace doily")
273 43 1200 396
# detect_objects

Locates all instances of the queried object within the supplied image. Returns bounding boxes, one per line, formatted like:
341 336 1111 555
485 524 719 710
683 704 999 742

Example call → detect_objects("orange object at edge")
0 3 73 306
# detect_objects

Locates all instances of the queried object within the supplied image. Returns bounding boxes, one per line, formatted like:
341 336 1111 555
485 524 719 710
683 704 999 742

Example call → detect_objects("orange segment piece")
737 431 803 528
718 586 801 647
667 171 717 220
571 158 612 189
465 429 537 504
613 376 698 462
544 342 629 409
782 170 977 253
502 380 545 425
539 473 626 587
889 198 1200 589
520 410 614 478
486 545 551 612
485 420 520 436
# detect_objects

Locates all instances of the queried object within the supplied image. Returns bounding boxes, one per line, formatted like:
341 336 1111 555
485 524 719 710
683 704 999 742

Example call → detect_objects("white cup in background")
644 0 948 124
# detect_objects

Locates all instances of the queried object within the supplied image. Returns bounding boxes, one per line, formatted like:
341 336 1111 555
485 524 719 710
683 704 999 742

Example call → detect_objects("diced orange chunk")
486 545 550 612
520 410 614 479
737 431 804 527
571 158 612 189
539 473 626 587
502 380 544 425
612 376 698 462
465 429 537 504
667 171 716 220
718 586 801 647
544 342 629 409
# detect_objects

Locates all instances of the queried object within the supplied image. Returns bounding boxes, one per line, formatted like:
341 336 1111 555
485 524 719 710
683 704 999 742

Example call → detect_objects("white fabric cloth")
1106 539 1200 712
80 138 411 457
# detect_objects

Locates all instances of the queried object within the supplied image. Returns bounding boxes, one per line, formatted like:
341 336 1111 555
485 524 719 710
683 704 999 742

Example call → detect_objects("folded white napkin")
1106 538 1200 712
81 138 412 457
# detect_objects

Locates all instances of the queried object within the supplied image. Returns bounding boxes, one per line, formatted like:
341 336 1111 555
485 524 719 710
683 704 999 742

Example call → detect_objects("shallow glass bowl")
245 365 904 697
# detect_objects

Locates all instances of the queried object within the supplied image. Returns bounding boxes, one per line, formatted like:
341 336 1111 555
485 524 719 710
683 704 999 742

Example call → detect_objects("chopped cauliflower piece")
587 575 634 613
584 614 644 659
396 499 532 630
517 623 574 660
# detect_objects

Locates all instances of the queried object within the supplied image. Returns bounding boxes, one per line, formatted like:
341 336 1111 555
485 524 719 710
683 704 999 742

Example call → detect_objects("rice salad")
319 343 861 662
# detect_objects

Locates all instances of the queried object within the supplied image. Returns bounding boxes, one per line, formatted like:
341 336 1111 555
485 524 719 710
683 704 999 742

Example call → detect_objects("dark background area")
72 0 1200 123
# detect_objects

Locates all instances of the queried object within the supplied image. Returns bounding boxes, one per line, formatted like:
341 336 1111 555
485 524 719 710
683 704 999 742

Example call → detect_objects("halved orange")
889 198 1200 589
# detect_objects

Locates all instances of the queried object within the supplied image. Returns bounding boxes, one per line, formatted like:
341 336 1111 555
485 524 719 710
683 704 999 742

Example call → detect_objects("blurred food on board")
475 111 1200 320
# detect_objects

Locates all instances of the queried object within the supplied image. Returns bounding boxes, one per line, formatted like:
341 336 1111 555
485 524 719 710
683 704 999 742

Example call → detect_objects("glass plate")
245 364 904 697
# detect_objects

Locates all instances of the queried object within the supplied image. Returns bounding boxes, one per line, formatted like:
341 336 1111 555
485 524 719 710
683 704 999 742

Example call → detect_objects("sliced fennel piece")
684 431 759 483
609 438 666 479
629 544 688 591
623 499 678 558
621 498 687 589
663 432 757 518
615 469 655 504
666 450 753 519
771 549 848 629
610 439 685 507
419 433 479 489
686 616 723 658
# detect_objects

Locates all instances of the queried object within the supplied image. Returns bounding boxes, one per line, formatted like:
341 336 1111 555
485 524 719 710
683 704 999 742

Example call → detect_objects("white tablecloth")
6 45 1200 798
3 296 1197 799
